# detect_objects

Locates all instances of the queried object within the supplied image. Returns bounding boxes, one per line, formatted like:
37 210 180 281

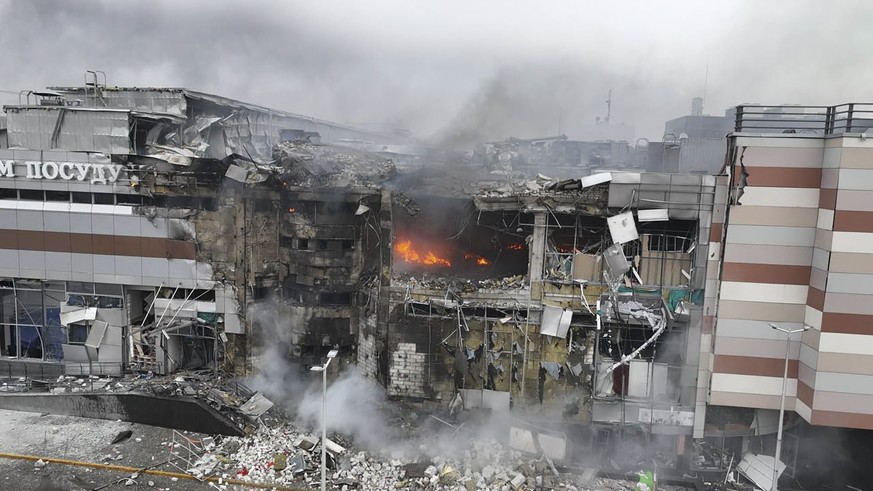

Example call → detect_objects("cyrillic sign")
0 160 124 184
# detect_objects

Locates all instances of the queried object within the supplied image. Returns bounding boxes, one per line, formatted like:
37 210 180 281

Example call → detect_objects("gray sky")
1 0 870 143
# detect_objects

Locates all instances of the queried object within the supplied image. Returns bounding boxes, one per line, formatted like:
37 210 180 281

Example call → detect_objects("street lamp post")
310 349 338 491
768 323 809 491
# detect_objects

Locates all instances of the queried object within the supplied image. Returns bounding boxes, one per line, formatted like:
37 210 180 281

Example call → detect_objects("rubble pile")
393 273 528 292
184 421 653 491
38 371 270 431
273 141 396 187
0 377 30 392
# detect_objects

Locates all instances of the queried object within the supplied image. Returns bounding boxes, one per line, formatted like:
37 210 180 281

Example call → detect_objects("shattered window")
0 279 72 360
647 234 693 253
68 323 88 344
544 214 608 281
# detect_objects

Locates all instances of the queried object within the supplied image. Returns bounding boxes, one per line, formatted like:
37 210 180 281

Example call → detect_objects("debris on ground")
112 430 134 444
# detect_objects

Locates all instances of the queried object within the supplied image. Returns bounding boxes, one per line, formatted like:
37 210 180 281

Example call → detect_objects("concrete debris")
239 392 274 419
23 371 275 433
391 190 420 216
272 453 287 471
273 141 396 188
34 459 46 468
293 435 318 451
393 273 527 292
112 430 133 444
176 419 626 490
324 437 347 456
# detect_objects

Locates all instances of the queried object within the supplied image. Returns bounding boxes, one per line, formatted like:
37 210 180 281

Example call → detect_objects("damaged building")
365 171 713 471
9 76 872 488
0 78 716 472
0 78 405 377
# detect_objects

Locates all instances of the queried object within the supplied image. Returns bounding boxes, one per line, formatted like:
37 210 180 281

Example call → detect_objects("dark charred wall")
243 187 383 364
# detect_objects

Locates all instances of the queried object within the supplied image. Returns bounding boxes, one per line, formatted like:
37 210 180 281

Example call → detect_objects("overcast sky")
1 1 870 143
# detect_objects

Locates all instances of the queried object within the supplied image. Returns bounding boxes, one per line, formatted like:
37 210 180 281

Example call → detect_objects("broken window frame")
543 213 609 282
0 278 71 361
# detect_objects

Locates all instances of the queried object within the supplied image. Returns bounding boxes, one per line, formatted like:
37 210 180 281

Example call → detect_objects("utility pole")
768 323 809 491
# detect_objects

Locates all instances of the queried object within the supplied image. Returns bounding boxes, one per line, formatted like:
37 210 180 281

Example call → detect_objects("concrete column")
528 213 547 300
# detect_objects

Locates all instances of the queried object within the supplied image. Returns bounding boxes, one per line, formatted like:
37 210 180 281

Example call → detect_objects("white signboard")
0 160 125 184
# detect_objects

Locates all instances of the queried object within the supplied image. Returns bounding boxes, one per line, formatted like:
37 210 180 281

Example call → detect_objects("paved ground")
0 409 240 490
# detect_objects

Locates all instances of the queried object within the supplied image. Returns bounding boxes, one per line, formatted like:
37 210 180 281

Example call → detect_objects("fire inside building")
1 78 873 489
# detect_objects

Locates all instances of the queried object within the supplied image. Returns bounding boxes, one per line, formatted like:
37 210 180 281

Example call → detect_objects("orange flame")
506 243 524 251
464 253 491 266
288 207 296 213
395 239 451 267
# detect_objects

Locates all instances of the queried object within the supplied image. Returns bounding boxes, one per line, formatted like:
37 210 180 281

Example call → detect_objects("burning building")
356 171 713 472
0 74 774 480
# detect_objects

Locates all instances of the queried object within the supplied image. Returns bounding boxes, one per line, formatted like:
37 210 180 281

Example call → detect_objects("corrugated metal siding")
6 107 130 154
678 138 726 174
6 107 55 149
59 89 187 118
57 110 130 154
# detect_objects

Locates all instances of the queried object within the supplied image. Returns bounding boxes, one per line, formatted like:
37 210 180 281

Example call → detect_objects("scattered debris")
239 392 274 419
112 430 134 444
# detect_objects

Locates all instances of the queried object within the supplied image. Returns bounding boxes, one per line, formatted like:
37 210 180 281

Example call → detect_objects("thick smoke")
245 299 405 453
295 369 402 452
434 65 665 147
245 299 548 460
3 1 873 140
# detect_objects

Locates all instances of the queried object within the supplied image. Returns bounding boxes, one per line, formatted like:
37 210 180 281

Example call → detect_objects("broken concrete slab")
239 392 274 418
324 437 346 456
294 435 319 451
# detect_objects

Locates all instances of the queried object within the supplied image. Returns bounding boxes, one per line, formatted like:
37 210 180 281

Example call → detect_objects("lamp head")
310 366 325 372
327 349 339 359
769 323 779 330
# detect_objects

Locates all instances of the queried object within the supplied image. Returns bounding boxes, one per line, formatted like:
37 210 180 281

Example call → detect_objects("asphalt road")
0 409 237 490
